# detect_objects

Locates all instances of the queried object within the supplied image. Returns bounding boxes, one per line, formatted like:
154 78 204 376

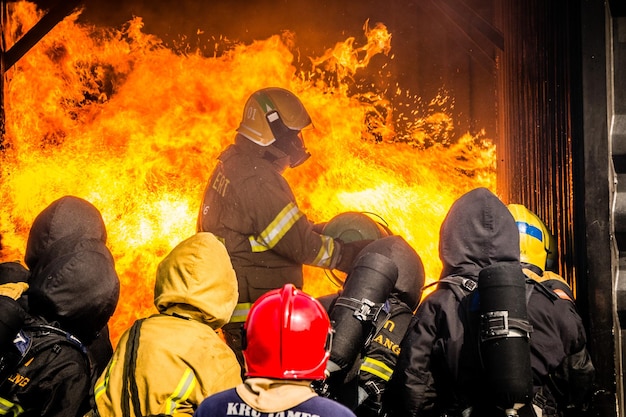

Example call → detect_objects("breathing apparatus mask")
265 109 310 168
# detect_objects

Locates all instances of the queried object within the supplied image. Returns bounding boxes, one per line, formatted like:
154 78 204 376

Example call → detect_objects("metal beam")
2 0 84 73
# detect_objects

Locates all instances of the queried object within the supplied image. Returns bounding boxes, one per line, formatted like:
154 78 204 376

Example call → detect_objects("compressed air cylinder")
328 250 398 371
478 262 533 409
358 235 425 310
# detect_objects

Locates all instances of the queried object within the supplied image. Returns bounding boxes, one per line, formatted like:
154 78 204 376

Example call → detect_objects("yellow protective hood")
154 232 238 329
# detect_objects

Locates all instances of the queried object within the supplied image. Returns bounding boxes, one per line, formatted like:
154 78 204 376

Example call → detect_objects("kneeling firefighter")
317 212 426 417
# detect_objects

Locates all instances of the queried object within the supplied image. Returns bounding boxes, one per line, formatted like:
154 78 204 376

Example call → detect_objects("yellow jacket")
94 232 242 416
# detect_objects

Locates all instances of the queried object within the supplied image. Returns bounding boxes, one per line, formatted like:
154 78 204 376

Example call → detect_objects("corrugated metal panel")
496 0 576 287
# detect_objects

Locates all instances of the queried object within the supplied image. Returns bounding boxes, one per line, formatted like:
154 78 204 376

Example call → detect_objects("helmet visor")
266 110 311 168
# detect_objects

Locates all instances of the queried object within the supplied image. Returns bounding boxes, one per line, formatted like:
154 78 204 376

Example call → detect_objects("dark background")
71 0 499 140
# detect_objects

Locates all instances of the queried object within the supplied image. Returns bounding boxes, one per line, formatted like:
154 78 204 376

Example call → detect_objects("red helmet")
243 284 332 380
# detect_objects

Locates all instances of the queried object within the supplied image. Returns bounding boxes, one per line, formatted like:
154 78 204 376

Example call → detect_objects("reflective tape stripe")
360 357 394 381
94 358 116 400
311 234 335 268
230 303 252 323
0 396 23 416
249 203 302 252
553 288 574 302
166 368 197 415
515 221 543 242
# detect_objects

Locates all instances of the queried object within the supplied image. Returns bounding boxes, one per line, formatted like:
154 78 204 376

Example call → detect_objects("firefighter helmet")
545 228 558 271
243 284 332 380
237 87 312 167
507 204 551 272
322 211 391 242
322 212 391 286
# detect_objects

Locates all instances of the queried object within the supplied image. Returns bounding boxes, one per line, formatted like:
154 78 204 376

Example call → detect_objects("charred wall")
497 0 623 414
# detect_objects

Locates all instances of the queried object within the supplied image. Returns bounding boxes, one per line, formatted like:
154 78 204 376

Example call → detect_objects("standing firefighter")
507 204 596 416
197 87 369 366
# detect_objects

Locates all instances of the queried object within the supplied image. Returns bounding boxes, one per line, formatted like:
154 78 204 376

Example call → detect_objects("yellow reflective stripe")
94 358 116 400
0 396 24 416
229 303 252 323
311 235 335 268
249 203 302 252
166 368 197 415
360 357 394 381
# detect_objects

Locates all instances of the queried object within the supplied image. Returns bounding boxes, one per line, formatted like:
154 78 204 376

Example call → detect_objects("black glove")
0 262 30 285
335 239 375 273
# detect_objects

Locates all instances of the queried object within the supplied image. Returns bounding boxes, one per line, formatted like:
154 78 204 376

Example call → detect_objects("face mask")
266 110 311 168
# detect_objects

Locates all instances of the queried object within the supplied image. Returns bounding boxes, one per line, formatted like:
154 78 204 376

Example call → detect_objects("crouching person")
193 284 356 417
94 232 242 417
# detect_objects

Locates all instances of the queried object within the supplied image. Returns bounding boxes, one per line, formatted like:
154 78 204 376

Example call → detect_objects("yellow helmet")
237 87 312 167
507 204 551 272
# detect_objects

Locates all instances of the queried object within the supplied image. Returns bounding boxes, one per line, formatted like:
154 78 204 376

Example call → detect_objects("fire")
0 2 495 347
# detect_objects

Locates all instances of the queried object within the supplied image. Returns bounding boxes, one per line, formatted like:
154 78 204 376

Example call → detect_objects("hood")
25 195 107 270
439 187 519 280
25 196 119 343
154 232 238 329
28 239 120 343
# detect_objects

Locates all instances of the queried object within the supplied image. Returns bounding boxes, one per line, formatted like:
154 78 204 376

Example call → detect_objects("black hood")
439 187 520 280
24 196 119 343
25 195 107 270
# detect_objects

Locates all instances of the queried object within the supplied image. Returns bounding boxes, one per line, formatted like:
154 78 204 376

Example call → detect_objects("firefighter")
317 212 426 417
0 262 29 352
508 204 596 416
94 232 242 417
385 187 525 417
197 87 370 367
194 283 357 417
0 196 120 417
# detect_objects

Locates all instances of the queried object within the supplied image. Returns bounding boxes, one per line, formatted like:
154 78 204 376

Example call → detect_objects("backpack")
435 273 559 417
0 322 92 415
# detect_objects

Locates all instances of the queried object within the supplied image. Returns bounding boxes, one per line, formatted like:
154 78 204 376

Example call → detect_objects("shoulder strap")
19 324 91 374
525 279 559 303
437 276 478 302
0 324 91 394
122 319 145 417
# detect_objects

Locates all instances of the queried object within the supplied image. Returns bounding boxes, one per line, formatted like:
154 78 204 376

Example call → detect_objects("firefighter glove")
0 282 29 300
336 239 375 273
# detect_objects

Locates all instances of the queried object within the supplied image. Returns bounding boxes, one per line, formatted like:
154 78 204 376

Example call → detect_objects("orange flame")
0 2 495 347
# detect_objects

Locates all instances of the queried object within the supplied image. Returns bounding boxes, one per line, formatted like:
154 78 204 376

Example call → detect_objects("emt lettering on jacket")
212 171 230 197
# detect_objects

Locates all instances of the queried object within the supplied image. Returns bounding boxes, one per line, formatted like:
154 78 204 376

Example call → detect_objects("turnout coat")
94 233 242 417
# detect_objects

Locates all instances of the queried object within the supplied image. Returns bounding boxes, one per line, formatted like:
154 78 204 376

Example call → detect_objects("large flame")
0 2 495 346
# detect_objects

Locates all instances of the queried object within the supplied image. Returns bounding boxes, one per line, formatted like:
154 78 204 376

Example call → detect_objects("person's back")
94 232 241 417
0 196 120 417
0 314 92 417
319 235 426 417
194 284 356 417
386 187 522 417
23 195 120 378
508 204 596 415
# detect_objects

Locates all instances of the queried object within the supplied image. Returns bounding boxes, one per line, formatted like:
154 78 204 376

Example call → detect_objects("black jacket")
385 187 521 417
0 196 120 417
524 270 596 414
